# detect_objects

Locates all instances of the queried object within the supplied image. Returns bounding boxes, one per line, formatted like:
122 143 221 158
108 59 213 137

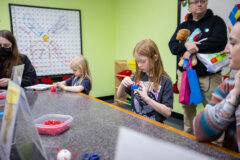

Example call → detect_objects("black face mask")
0 47 12 57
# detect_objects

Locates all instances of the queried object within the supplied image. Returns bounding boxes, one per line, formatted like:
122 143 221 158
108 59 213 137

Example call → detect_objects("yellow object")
42 34 49 42
228 26 231 33
128 59 136 69
7 87 19 104
235 10 240 20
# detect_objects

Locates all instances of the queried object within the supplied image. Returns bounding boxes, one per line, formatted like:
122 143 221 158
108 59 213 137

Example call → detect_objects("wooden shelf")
114 60 134 106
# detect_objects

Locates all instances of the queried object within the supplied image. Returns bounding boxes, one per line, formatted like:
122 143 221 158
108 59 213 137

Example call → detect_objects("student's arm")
144 96 172 118
56 81 67 88
0 55 36 87
21 55 37 87
57 77 91 93
56 80 83 92
117 76 134 98
0 78 10 87
168 25 187 56
135 81 173 118
194 77 240 142
56 75 73 89
59 85 85 93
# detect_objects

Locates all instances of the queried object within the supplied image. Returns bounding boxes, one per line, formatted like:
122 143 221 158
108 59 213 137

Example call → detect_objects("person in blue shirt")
56 55 92 95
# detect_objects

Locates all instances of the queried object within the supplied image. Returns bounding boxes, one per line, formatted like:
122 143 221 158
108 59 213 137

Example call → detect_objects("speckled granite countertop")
1 90 239 160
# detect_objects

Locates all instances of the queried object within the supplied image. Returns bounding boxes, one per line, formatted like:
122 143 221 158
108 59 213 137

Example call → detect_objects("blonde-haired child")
117 39 173 122
56 55 92 94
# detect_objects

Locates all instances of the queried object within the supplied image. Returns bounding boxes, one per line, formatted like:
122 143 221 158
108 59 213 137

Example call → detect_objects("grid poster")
9 4 82 76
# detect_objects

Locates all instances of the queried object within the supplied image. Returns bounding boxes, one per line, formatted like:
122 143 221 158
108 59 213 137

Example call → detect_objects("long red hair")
133 39 171 91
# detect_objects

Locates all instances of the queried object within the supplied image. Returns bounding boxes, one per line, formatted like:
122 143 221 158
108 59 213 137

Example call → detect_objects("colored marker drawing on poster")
10 5 81 76
48 15 69 36
23 13 44 37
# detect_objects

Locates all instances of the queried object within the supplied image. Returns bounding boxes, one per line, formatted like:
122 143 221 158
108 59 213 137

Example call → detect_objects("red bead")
50 86 56 92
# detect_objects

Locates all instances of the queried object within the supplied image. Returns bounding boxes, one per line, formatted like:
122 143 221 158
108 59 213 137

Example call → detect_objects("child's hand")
56 82 65 90
135 83 149 102
0 78 10 87
121 77 134 88
56 82 61 88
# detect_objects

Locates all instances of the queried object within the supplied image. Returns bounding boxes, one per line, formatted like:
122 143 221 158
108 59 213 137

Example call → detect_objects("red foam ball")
50 86 56 92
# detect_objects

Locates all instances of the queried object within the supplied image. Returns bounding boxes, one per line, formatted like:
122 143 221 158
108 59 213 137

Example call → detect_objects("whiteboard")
9 4 82 76
179 0 240 38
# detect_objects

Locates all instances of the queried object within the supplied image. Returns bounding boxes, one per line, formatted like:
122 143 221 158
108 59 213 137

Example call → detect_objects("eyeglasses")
0 43 12 48
189 0 206 5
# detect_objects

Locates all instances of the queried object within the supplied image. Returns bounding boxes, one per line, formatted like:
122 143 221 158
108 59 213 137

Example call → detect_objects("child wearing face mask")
56 55 92 95
117 39 173 122
0 30 36 88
